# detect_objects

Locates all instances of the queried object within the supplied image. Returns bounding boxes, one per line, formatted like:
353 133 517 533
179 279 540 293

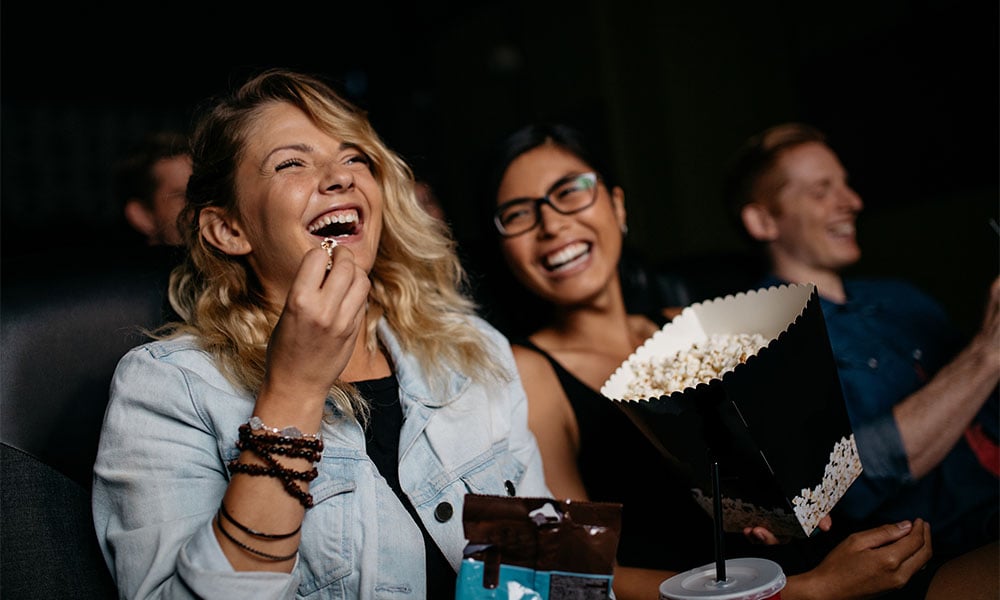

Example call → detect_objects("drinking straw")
712 460 726 582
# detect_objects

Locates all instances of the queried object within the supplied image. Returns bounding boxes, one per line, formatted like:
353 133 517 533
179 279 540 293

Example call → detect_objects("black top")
513 337 717 570
356 375 456 597
512 337 896 583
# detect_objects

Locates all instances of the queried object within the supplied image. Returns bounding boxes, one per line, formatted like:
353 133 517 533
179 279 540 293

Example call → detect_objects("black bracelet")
219 502 301 540
215 514 298 562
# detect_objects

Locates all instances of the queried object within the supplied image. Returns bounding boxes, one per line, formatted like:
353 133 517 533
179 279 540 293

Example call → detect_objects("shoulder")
114 335 241 398
119 335 214 373
467 313 509 346
510 342 553 378
847 278 946 313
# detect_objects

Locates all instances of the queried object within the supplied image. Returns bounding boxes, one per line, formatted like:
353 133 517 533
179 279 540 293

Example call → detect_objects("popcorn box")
601 283 862 538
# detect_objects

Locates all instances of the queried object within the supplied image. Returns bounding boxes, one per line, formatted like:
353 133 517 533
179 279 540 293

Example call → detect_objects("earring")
620 222 629 235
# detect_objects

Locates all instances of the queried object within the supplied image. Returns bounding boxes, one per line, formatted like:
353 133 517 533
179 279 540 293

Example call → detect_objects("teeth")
308 209 359 233
829 222 855 236
544 242 589 269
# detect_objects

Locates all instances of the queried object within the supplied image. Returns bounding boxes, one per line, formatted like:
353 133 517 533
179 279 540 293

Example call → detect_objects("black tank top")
513 338 716 570
356 375 456 597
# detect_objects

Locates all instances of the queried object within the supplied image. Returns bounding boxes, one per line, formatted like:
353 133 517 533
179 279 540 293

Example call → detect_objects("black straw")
712 460 726 582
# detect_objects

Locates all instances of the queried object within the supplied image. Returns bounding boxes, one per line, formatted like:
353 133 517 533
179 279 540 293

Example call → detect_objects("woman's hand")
787 519 932 600
260 244 371 410
743 515 832 545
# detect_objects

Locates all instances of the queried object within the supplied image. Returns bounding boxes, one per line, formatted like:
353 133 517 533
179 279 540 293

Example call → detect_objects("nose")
840 184 863 212
536 200 570 235
322 162 355 193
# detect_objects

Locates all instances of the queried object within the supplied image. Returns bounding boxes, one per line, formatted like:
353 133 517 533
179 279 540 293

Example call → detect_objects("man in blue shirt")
724 123 998 567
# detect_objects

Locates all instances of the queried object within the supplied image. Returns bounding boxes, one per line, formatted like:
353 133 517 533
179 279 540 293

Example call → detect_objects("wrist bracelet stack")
215 502 300 562
226 417 324 508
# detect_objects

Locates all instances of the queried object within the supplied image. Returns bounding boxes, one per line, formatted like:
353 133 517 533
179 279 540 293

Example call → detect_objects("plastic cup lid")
659 557 786 600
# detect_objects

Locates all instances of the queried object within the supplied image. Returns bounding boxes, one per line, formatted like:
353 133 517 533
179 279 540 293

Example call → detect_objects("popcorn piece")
624 333 769 398
321 237 337 270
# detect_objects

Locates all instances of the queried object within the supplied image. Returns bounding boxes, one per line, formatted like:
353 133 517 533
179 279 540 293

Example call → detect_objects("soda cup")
659 557 786 600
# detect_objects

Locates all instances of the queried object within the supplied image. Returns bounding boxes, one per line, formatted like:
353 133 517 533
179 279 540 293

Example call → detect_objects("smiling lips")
827 221 856 239
542 241 591 271
308 208 360 238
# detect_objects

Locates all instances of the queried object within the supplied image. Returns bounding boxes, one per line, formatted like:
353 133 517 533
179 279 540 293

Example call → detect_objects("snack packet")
456 494 622 600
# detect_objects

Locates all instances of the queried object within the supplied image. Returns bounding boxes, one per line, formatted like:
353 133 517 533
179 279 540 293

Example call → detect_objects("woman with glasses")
483 122 935 600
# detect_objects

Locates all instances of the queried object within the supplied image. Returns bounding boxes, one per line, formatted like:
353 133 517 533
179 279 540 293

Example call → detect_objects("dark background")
2 0 997 334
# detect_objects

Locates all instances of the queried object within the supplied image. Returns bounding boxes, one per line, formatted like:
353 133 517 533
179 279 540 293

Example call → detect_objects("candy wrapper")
455 494 622 600
601 283 862 538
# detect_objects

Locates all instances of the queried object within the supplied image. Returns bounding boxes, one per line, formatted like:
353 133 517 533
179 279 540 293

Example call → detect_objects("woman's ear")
740 203 779 242
611 185 627 232
199 207 252 255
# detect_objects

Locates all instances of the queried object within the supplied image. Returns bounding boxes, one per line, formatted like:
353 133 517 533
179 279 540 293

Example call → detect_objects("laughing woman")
91 69 549 600
482 122 936 600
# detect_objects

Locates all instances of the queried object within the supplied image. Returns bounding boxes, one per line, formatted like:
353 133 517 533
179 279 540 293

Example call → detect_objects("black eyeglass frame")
493 172 601 237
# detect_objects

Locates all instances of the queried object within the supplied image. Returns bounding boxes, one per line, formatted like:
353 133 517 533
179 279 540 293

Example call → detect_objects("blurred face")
496 144 625 307
229 102 383 299
149 154 191 246
765 142 863 273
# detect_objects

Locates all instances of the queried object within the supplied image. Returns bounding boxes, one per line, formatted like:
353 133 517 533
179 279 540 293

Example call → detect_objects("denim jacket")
92 316 549 599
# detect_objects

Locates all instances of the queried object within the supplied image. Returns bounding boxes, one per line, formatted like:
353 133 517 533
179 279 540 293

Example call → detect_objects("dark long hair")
469 122 639 339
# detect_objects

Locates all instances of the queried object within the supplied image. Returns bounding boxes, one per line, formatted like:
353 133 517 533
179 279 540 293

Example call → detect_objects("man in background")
114 130 191 247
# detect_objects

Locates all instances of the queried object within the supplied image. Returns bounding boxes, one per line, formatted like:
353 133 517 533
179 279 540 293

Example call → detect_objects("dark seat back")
1 246 179 488
1 442 118 598
1 246 180 598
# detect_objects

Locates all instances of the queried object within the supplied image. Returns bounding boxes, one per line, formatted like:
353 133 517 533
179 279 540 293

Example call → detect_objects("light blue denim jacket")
92 316 550 599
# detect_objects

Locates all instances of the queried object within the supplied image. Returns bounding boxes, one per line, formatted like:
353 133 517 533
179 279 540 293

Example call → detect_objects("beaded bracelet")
215 513 298 562
248 416 322 442
236 434 322 463
229 417 324 508
219 502 301 539
238 424 324 452
226 459 318 483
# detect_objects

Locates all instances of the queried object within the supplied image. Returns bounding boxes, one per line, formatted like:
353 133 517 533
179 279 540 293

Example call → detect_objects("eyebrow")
501 172 589 205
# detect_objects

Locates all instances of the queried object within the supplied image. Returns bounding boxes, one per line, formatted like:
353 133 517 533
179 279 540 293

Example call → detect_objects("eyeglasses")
493 172 600 237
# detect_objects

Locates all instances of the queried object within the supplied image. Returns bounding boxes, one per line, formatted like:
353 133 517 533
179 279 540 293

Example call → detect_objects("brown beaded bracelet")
226 459 318 483
215 513 298 562
226 459 317 508
219 502 301 539
238 423 324 451
236 435 322 463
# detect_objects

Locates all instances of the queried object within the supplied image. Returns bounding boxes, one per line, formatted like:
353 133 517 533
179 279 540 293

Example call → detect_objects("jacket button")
434 502 453 522
505 480 516 496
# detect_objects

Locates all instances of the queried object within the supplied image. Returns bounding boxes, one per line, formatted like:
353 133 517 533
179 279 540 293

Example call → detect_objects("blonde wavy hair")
164 68 507 418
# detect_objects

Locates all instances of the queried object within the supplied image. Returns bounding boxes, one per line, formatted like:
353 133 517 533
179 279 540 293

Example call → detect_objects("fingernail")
896 521 912 531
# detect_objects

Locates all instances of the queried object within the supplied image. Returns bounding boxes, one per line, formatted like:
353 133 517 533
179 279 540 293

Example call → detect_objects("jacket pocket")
295 464 358 596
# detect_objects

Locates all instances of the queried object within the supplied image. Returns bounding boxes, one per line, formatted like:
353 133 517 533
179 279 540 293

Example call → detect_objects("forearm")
216 387 327 572
893 334 999 478
612 565 677 600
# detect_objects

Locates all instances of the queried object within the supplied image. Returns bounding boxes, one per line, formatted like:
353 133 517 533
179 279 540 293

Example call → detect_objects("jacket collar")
377 317 471 408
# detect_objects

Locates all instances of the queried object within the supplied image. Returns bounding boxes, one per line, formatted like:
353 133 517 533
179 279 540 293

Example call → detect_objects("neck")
342 329 392 382
771 259 847 304
544 281 645 354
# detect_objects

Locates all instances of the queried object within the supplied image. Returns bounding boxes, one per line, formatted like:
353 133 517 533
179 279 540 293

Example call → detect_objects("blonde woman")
93 69 548 599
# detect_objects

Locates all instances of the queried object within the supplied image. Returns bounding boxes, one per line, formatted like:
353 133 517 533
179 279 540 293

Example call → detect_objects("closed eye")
276 158 306 171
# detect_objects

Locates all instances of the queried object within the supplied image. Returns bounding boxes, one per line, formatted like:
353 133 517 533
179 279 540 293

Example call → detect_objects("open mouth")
542 241 591 272
827 222 855 239
308 208 360 239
